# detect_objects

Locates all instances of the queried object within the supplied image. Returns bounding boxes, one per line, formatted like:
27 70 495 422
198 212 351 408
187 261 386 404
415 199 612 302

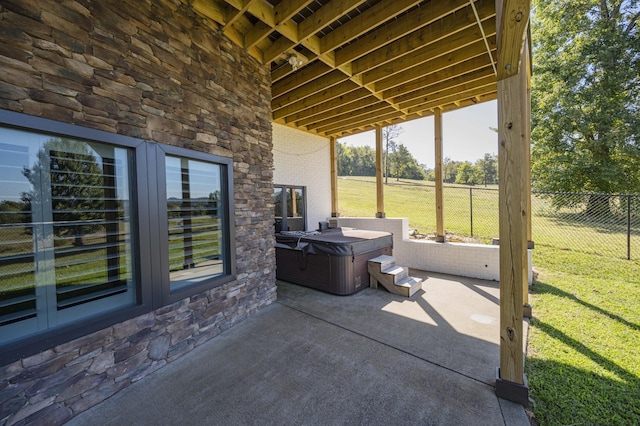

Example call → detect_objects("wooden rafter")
192 0 508 138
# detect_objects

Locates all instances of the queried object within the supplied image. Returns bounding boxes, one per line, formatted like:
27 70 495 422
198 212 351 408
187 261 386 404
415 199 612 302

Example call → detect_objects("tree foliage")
531 0 640 212
383 124 402 183
337 140 426 180
21 138 106 246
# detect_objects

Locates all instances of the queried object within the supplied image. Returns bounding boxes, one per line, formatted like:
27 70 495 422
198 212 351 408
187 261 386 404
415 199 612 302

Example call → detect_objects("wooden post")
495 0 530 406
330 136 339 217
434 108 445 242
522 40 532 316
375 125 385 218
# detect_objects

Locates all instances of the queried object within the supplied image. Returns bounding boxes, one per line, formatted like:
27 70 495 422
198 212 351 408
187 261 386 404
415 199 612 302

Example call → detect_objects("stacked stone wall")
0 0 276 424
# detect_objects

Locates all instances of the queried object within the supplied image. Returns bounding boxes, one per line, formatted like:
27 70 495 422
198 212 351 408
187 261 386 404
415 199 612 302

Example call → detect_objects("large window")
274 185 306 232
165 156 227 291
0 111 234 352
0 132 136 344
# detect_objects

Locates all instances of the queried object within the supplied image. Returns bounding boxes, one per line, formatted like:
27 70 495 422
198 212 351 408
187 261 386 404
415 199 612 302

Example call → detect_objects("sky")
338 100 499 169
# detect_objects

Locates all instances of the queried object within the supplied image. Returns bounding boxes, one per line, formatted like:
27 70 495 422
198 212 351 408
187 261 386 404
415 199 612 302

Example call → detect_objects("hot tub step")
368 256 422 297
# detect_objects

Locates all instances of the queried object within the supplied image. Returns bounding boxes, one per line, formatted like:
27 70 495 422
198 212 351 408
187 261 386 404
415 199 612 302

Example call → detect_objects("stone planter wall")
0 0 275 424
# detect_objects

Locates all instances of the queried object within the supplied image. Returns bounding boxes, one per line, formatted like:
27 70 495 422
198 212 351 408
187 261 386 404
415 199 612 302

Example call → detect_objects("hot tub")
275 228 393 295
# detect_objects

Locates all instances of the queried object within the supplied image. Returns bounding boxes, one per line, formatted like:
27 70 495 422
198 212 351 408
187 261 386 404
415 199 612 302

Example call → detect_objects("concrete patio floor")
68 271 530 425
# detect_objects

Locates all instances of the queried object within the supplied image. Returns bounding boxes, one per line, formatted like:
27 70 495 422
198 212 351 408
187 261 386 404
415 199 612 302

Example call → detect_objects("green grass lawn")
527 249 640 425
339 177 640 425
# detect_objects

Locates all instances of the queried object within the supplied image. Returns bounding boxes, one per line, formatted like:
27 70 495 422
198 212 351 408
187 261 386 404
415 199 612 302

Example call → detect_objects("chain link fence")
338 178 640 260
445 187 639 260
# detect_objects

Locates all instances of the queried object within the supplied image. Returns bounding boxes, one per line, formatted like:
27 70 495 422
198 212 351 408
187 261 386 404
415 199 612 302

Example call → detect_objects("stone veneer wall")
0 0 275 424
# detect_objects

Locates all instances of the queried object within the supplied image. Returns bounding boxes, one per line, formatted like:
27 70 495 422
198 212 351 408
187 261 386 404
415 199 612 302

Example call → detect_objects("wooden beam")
374 37 496 93
193 0 226 25
263 36 297 64
361 17 496 86
274 0 312 25
496 0 530 79
406 83 497 115
385 56 495 102
287 89 374 125
434 108 445 242
522 37 532 311
318 111 405 136
375 125 385 218
319 0 422 54
224 0 259 30
330 136 339 217
296 97 391 128
298 0 368 42
336 0 469 65
310 104 397 133
272 70 349 110
495 0 530 405
272 61 333 98
497 69 527 388
272 81 360 120
348 0 491 75
397 73 497 110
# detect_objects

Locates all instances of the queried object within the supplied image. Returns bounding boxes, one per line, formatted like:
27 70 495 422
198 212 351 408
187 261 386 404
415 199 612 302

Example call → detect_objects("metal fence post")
628 194 632 260
470 187 474 237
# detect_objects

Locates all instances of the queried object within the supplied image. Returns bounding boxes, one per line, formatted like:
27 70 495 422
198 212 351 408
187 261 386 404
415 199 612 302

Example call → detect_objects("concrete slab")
67 272 530 426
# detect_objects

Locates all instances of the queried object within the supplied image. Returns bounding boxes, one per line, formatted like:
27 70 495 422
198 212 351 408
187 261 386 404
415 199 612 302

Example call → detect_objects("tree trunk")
585 194 610 217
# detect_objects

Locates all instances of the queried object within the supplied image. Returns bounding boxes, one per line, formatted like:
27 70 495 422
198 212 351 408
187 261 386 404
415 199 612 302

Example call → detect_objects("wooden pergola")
193 0 532 404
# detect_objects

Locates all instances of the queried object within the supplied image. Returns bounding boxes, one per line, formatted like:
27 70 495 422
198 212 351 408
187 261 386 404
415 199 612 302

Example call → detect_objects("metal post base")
495 368 529 406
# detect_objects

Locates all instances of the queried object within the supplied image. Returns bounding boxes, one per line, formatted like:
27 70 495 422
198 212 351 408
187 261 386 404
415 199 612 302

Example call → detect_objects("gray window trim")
0 110 236 363
274 184 307 232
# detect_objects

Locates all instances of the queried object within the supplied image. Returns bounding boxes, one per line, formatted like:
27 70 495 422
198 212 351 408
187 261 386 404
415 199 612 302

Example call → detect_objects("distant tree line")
337 141 427 181
337 139 498 186
439 154 498 186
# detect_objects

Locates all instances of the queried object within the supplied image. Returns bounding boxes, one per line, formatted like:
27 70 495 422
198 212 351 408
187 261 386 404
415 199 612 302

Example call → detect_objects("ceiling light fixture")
288 54 303 71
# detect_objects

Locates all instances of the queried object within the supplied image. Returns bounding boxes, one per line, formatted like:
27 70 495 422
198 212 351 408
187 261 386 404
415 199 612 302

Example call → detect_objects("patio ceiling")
192 0 498 138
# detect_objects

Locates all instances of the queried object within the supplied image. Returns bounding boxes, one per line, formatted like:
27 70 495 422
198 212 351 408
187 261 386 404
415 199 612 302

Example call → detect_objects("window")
274 185 306 232
0 131 136 344
0 111 234 352
164 155 229 293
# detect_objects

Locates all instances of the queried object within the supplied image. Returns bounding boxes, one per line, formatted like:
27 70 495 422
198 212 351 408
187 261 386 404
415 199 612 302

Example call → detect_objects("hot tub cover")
275 228 393 257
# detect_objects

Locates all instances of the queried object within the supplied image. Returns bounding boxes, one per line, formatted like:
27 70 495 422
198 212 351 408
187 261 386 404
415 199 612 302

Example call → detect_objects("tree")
383 125 402 184
475 153 498 186
391 144 427 180
455 162 480 185
22 138 106 246
531 0 640 214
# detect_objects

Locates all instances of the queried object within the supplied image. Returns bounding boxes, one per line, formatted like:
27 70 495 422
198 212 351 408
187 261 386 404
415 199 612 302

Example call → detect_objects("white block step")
395 276 423 297
368 255 423 298
367 255 395 270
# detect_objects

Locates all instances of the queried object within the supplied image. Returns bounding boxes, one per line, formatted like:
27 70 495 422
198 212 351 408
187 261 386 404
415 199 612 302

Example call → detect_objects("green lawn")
528 248 639 425
339 176 640 425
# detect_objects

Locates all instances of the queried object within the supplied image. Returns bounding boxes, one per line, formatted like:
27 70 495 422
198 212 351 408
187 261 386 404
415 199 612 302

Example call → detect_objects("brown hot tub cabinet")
275 228 393 295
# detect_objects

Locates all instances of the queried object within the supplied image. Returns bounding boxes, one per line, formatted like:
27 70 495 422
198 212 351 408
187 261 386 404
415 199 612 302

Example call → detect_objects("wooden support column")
522 40 533 318
375 125 385 218
495 0 531 406
330 136 339 217
434 108 445 242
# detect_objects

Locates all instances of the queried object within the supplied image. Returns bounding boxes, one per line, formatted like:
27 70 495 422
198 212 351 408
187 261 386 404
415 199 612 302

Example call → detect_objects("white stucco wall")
272 123 332 230
335 217 532 283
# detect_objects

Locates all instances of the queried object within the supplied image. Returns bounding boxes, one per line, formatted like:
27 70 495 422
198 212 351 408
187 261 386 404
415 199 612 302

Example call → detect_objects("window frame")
273 184 307 232
154 143 235 306
0 110 236 363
